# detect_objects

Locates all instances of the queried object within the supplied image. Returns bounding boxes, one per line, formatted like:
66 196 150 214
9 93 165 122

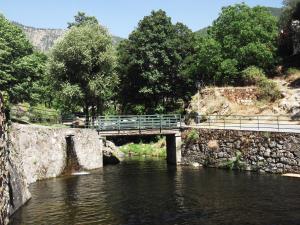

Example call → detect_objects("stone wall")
182 129 300 174
10 123 103 184
0 94 9 224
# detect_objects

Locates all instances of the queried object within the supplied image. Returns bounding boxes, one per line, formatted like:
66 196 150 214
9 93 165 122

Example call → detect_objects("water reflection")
10 158 300 225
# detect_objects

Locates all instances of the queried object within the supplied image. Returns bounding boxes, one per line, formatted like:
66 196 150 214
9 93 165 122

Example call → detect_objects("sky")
0 0 283 38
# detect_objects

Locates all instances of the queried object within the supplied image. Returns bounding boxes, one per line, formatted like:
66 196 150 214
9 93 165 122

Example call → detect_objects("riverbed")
10 158 300 225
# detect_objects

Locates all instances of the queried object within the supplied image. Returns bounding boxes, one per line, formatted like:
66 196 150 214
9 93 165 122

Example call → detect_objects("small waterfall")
62 135 82 175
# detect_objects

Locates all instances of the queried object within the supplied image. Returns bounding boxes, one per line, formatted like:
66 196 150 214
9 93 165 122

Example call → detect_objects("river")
10 158 300 225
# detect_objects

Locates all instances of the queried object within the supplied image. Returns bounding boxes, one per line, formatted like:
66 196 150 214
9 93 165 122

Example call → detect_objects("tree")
48 20 118 119
67 12 99 28
118 10 195 114
0 14 44 104
186 4 278 86
279 0 300 57
209 4 278 71
13 52 48 104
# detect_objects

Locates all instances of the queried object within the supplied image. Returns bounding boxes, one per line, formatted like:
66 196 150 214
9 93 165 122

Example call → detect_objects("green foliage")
0 14 49 104
10 103 60 124
118 10 195 114
187 4 278 86
286 67 300 75
221 151 246 170
185 129 200 143
257 78 282 102
119 139 166 157
183 36 222 84
242 66 266 85
67 12 99 28
48 17 118 117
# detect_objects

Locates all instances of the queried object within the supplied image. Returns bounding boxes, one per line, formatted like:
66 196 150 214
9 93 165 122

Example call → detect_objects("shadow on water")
9 157 300 225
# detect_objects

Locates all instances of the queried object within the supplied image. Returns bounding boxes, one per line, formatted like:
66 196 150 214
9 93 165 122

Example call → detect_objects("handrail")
98 114 181 131
194 114 300 133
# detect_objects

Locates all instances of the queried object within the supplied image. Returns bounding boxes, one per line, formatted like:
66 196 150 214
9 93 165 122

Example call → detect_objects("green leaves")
118 10 195 114
187 3 278 86
0 14 48 104
48 19 118 115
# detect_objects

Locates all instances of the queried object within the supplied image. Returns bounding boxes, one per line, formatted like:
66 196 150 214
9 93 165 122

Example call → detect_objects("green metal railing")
98 115 181 131
194 114 300 133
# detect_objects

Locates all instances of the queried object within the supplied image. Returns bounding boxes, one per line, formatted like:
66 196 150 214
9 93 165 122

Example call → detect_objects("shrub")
257 78 281 102
186 129 200 143
221 151 246 170
241 66 266 85
286 67 300 76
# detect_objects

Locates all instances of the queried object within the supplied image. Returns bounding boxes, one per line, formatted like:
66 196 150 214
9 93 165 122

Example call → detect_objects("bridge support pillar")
166 133 182 165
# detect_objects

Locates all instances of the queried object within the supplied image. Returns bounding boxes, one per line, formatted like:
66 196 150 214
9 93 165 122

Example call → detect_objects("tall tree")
67 12 99 28
0 14 46 104
186 4 278 86
209 4 278 71
118 10 195 114
48 19 118 118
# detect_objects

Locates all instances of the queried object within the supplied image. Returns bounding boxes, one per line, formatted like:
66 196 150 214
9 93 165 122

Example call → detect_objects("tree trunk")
85 103 89 128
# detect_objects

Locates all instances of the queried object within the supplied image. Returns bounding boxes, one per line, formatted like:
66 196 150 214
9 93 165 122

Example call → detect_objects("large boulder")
102 140 125 165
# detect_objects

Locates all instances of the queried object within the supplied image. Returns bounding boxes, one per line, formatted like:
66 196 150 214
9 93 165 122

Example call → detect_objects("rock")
269 141 276 148
191 162 202 167
102 140 124 165
264 149 271 157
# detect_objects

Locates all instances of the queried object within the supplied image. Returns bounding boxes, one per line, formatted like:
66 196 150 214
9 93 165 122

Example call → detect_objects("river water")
10 158 300 225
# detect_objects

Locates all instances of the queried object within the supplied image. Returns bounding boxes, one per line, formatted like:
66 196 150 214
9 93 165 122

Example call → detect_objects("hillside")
13 22 124 52
195 7 282 35
187 70 300 119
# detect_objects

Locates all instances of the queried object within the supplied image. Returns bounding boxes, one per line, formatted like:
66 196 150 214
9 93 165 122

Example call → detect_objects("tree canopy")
0 14 49 105
118 10 195 114
67 12 99 28
48 20 118 117
186 4 278 86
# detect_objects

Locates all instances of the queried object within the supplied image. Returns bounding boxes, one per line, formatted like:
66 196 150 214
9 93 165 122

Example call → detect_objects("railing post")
277 116 280 132
208 116 211 129
138 115 141 133
257 116 260 131
240 116 242 130
98 117 101 131
118 116 120 133
160 115 162 133
180 115 182 128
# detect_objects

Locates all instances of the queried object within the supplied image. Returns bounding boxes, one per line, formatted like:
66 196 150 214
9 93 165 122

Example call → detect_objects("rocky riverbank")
182 129 300 174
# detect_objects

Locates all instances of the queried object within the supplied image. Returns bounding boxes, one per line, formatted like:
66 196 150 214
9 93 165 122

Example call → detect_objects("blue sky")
0 0 283 38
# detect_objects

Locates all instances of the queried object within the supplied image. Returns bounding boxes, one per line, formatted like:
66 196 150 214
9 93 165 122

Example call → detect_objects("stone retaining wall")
182 129 300 174
10 123 103 184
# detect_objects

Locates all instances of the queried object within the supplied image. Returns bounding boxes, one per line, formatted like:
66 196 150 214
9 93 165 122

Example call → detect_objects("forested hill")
196 7 282 36
12 22 124 52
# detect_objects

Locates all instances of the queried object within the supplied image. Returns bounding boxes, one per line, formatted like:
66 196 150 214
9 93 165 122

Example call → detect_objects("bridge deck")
98 129 181 137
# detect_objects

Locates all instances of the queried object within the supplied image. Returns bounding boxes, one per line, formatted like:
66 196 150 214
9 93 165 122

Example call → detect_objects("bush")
186 129 200 143
242 66 266 85
257 78 281 102
286 67 300 76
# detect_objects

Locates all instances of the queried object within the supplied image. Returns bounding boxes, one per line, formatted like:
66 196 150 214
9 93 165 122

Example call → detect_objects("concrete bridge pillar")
166 133 182 165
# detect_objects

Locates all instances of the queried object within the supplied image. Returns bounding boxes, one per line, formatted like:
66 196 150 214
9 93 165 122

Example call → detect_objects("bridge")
96 115 182 165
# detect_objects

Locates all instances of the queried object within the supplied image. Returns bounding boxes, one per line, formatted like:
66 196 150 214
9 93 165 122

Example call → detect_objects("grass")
119 138 166 158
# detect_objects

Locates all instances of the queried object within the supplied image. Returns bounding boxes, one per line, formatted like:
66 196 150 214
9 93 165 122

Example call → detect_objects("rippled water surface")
10 158 300 225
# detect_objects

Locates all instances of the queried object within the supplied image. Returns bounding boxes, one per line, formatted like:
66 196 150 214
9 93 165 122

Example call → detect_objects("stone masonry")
0 93 9 225
182 129 300 174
